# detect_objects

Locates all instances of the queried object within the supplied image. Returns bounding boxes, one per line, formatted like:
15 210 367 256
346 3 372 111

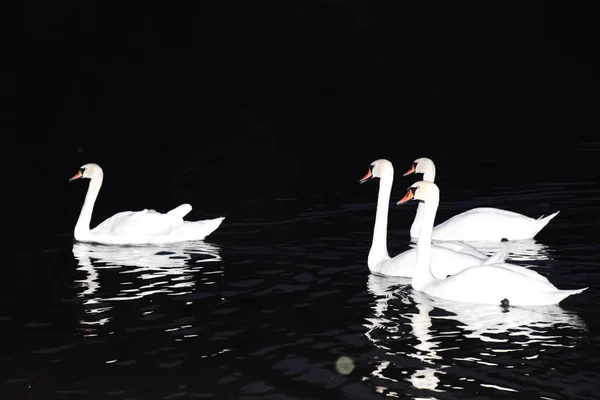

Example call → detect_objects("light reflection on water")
363 274 588 398
464 239 552 262
3 194 599 398
72 241 223 335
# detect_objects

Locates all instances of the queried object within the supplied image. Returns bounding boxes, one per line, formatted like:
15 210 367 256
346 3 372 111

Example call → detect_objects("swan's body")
426 207 559 242
404 157 560 241
371 244 506 279
69 163 224 245
397 180 586 306
360 159 506 279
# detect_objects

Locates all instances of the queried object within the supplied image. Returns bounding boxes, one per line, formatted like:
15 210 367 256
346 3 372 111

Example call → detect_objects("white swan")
360 159 507 278
403 157 560 241
69 163 224 245
396 180 587 306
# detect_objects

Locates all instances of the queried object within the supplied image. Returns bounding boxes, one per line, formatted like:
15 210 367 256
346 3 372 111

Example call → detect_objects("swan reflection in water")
363 274 586 396
72 241 222 333
462 239 550 262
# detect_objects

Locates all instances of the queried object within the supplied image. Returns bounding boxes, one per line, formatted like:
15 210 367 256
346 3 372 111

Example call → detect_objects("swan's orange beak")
69 171 83 182
359 169 373 184
403 164 416 176
397 189 414 205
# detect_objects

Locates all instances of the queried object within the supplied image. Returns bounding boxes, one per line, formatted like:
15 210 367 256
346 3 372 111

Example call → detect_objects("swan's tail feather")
167 204 193 218
531 210 560 238
175 216 225 241
555 286 587 304
536 210 560 221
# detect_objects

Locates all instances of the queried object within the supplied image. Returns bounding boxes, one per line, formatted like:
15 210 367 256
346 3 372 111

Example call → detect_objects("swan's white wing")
161 217 225 243
428 265 584 306
490 262 550 284
432 240 487 259
432 207 556 241
452 207 535 219
92 209 183 238
167 204 193 218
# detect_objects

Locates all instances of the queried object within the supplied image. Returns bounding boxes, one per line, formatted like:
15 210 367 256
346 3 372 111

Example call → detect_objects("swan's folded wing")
92 209 184 238
167 204 193 218
432 207 544 241
433 240 487 259
491 262 551 284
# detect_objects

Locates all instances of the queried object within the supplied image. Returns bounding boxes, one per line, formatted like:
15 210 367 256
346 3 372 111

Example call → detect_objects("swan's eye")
80 168 85 174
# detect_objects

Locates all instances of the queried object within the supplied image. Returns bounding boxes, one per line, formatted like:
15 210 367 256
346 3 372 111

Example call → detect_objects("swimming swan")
403 157 559 241
69 163 224 245
360 159 507 278
396 180 586 306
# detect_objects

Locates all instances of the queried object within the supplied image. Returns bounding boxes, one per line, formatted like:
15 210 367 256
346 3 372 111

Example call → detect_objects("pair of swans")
69 163 224 245
404 157 560 241
361 159 586 305
360 160 507 278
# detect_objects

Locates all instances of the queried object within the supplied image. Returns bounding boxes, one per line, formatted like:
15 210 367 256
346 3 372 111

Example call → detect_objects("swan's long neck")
368 171 393 270
74 175 103 241
412 196 439 291
422 163 436 182
411 164 436 239
410 202 425 239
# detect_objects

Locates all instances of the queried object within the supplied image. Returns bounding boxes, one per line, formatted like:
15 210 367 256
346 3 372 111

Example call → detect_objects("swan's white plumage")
405 157 560 242
423 264 585 306
70 163 224 245
166 203 193 218
86 209 224 245
431 207 560 241
361 159 506 279
372 245 496 279
425 240 487 259
400 179 586 306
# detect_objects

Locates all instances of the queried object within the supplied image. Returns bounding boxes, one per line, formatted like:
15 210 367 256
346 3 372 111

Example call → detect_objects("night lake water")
2 151 600 400
5 2 600 399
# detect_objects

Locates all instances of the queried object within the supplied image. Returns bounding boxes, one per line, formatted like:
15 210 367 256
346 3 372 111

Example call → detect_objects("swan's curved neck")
422 164 436 182
411 163 436 239
412 196 439 291
410 202 425 239
74 175 103 241
368 171 393 269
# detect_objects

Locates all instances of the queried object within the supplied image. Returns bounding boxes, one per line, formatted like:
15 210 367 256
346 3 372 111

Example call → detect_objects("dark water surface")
5 2 600 399
2 154 600 399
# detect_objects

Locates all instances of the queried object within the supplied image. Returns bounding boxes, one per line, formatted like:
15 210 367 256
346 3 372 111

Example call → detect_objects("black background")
4 1 599 244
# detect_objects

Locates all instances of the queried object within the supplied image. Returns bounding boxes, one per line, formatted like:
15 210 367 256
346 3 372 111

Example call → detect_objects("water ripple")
361 274 592 399
71 241 223 337
3 193 600 399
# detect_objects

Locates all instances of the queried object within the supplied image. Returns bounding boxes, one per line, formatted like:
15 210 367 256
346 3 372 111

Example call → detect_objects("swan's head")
359 159 394 183
403 157 435 178
397 181 439 205
69 163 104 182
